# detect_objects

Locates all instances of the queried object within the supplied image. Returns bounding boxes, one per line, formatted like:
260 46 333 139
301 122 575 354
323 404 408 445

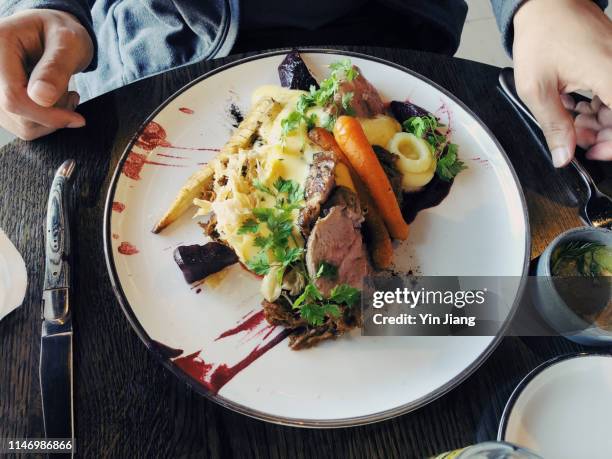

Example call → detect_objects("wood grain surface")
0 47 610 459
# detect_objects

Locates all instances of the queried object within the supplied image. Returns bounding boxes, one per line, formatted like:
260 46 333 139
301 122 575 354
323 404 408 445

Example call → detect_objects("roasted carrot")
332 116 409 240
309 128 394 268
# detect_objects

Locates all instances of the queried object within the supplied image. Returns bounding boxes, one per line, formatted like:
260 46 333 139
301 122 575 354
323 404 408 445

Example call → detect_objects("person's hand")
513 0 612 167
560 95 612 161
0 9 93 140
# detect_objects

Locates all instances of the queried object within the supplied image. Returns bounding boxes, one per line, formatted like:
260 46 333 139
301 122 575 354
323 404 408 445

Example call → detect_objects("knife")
40 159 76 450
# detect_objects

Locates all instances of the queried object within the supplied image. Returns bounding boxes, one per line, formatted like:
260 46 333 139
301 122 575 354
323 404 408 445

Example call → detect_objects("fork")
499 68 612 229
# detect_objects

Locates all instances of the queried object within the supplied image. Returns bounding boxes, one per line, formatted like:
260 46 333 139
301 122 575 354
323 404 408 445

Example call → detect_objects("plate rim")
497 352 612 441
103 47 531 428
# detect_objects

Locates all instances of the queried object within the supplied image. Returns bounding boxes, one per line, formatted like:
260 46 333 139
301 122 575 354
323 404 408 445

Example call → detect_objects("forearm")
490 0 609 55
0 0 96 69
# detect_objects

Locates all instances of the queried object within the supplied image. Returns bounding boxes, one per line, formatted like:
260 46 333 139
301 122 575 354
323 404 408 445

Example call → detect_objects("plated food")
105 50 528 425
153 51 467 349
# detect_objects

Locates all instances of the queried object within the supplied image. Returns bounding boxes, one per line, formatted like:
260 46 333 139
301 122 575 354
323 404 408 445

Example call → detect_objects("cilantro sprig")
291 280 360 326
436 143 466 182
243 177 304 275
402 114 467 182
403 115 446 151
281 59 360 138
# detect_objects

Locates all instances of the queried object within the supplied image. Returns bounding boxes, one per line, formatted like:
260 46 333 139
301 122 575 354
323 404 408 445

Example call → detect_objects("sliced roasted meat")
322 185 361 221
173 242 237 284
335 66 385 118
298 151 337 237
305 188 369 297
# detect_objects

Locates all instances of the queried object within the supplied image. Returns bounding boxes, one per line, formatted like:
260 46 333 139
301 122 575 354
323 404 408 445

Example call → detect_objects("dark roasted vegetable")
278 50 319 91
372 145 403 207
173 242 238 283
389 100 431 123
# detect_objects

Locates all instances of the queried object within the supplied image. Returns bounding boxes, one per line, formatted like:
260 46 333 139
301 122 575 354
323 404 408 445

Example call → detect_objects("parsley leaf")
281 247 303 267
341 91 355 116
280 58 359 136
403 114 447 151
273 177 303 205
254 235 272 249
246 252 271 275
436 143 467 182
237 218 259 235
329 284 360 307
323 114 337 131
293 283 323 309
329 59 359 82
316 261 338 280
252 207 274 221
300 303 341 326
253 179 273 195
281 111 303 137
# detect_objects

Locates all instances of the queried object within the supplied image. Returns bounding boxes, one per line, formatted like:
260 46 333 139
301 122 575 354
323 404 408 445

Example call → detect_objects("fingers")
598 106 612 127
517 77 576 167
576 128 597 149
0 90 81 140
560 94 576 111
27 23 92 107
586 108 612 158
0 44 85 131
586 141 612 160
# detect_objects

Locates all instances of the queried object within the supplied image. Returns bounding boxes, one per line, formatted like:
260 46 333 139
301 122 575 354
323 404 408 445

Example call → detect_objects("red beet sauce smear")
173 330 289 395
169 309 288 395
135 121 171 151
118 241 139 255
112 201 126 213
215 310 266 341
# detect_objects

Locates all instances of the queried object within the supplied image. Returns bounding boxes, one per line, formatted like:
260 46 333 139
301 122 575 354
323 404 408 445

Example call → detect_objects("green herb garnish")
403 114 446 150
436 143 466 182
329 58 359 81
237 218 259 235
291 280 359 327
300 303 341 326
341 91 355 115
329 284 360 307
280 59 360 138
246 252 271 275
245 177 304 274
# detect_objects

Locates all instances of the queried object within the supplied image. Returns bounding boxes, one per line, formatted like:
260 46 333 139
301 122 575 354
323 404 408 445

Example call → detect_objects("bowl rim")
535 226 612 339
497 352 612 442
538 226 612 276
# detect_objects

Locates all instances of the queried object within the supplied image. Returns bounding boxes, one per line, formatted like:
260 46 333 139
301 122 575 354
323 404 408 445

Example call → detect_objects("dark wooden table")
1 46 611 458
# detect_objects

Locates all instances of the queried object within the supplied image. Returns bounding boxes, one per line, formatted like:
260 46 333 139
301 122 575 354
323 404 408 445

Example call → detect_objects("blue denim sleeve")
490 0 609 56
0 0 240 102
0 0 97 70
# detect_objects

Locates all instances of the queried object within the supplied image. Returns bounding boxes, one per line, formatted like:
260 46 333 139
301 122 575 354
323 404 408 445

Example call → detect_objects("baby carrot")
333 116 409 240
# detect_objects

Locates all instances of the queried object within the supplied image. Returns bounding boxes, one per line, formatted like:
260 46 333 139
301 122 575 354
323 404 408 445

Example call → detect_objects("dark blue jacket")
0 0 607 101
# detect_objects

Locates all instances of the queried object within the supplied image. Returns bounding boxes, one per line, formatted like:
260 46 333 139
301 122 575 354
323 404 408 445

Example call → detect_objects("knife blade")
40 159 76 449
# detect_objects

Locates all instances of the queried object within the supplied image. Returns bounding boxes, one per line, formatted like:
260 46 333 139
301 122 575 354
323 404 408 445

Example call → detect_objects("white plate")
499 354 612 458
103 50 529 426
